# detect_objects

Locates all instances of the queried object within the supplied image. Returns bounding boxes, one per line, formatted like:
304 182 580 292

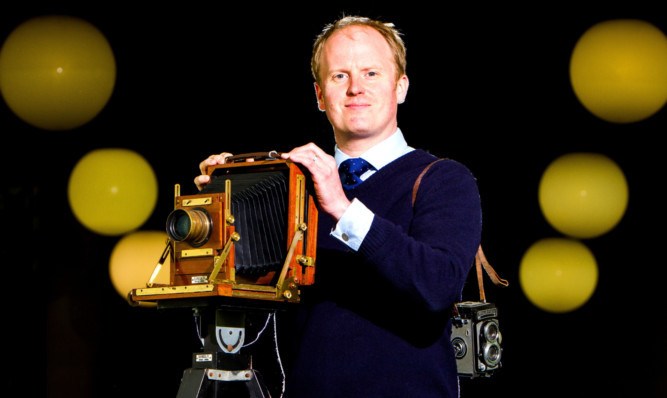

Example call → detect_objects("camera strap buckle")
475 246 509 302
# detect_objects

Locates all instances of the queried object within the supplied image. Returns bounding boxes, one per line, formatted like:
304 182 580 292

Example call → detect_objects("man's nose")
347 75 364 96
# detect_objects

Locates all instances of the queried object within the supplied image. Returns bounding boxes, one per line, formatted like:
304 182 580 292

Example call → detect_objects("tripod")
174 305 273 398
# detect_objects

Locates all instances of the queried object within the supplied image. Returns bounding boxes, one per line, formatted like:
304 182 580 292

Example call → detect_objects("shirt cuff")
330 198 374 251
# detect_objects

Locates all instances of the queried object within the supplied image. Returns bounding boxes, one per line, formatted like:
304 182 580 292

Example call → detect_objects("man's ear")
314 82 326 111
396 75 409 104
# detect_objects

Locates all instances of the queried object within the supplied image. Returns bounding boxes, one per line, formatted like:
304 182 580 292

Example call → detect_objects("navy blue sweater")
285 149 482 397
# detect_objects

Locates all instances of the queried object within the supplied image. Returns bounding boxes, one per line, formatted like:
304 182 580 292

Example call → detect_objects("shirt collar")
335 128 413 170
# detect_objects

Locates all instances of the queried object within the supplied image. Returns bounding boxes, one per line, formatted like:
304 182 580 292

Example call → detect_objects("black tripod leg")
176 368 208 398
246 370 272 398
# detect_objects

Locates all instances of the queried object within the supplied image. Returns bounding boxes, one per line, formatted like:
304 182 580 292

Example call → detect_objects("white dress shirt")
331 129 414 250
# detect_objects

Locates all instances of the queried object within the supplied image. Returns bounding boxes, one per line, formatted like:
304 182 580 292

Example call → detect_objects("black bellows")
201 171 288 276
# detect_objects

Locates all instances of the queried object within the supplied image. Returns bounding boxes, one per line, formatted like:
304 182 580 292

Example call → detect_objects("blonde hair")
311 16 407 85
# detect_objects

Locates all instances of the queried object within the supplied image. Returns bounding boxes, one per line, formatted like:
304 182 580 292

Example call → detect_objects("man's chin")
334 124 396 148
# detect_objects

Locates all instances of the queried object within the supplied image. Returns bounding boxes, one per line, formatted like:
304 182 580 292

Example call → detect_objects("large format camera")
451 301 503 378
129 152 318 306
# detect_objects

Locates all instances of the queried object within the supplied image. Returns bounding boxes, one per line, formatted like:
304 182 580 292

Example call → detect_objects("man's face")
315 25 409 149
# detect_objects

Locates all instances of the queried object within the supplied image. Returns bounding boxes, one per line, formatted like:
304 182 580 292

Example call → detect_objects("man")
196 16 481 397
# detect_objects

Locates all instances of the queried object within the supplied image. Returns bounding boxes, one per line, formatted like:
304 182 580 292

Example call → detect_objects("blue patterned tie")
339 158 375 189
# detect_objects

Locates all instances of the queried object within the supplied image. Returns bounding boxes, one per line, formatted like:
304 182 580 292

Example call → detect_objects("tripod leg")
246 369 272 398
176 368 208 398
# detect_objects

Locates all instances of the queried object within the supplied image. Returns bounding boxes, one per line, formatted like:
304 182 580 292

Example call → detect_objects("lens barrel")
481 320 502 367
166 208 212 247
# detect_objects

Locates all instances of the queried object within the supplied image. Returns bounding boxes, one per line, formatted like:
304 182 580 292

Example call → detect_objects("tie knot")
339 158 375 189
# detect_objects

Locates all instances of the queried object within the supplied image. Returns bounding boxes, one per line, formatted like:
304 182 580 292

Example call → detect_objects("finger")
283 143 328 165
286 148 339 186
199 152 233 174
198 156 216 175
194 175 211 191
219 152 233 162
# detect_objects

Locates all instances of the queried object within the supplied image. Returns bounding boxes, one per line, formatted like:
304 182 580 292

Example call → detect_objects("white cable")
229 311 287 396
242 312 272 348
194 314 204 348
273 312 286 397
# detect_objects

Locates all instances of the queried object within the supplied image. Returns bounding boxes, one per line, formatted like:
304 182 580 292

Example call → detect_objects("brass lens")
166 208 212 247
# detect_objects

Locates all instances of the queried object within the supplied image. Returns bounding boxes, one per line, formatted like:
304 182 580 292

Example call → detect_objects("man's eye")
332 73 347 81
366 71 378 78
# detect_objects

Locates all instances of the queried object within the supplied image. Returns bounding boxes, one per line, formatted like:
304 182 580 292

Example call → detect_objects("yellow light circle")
539 153 628 239
68 149 158 236
0 15 116 130
520 238 598 313
570 19 667 123
109 231 170 305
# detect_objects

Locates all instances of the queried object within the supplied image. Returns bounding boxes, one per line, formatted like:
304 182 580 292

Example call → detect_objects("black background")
1 4 664 397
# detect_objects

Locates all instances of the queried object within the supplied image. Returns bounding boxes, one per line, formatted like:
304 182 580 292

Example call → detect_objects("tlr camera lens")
481 320 502 368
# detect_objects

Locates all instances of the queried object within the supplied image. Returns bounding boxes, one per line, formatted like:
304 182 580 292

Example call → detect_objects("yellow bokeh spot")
0 15 116 130
570 19 667 123
68 149 158 236
109 231 170 306
520 238 598 313
539 153 628 239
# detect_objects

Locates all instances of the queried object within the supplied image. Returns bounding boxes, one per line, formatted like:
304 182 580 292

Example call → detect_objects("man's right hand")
281 143 351 221
194 152 233 190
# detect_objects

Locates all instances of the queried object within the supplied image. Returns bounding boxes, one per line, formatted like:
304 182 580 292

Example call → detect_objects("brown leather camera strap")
411 159 440 205
475 245 509 301
412 159 508 302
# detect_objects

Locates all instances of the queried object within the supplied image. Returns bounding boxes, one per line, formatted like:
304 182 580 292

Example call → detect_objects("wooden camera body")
130 153 318 305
